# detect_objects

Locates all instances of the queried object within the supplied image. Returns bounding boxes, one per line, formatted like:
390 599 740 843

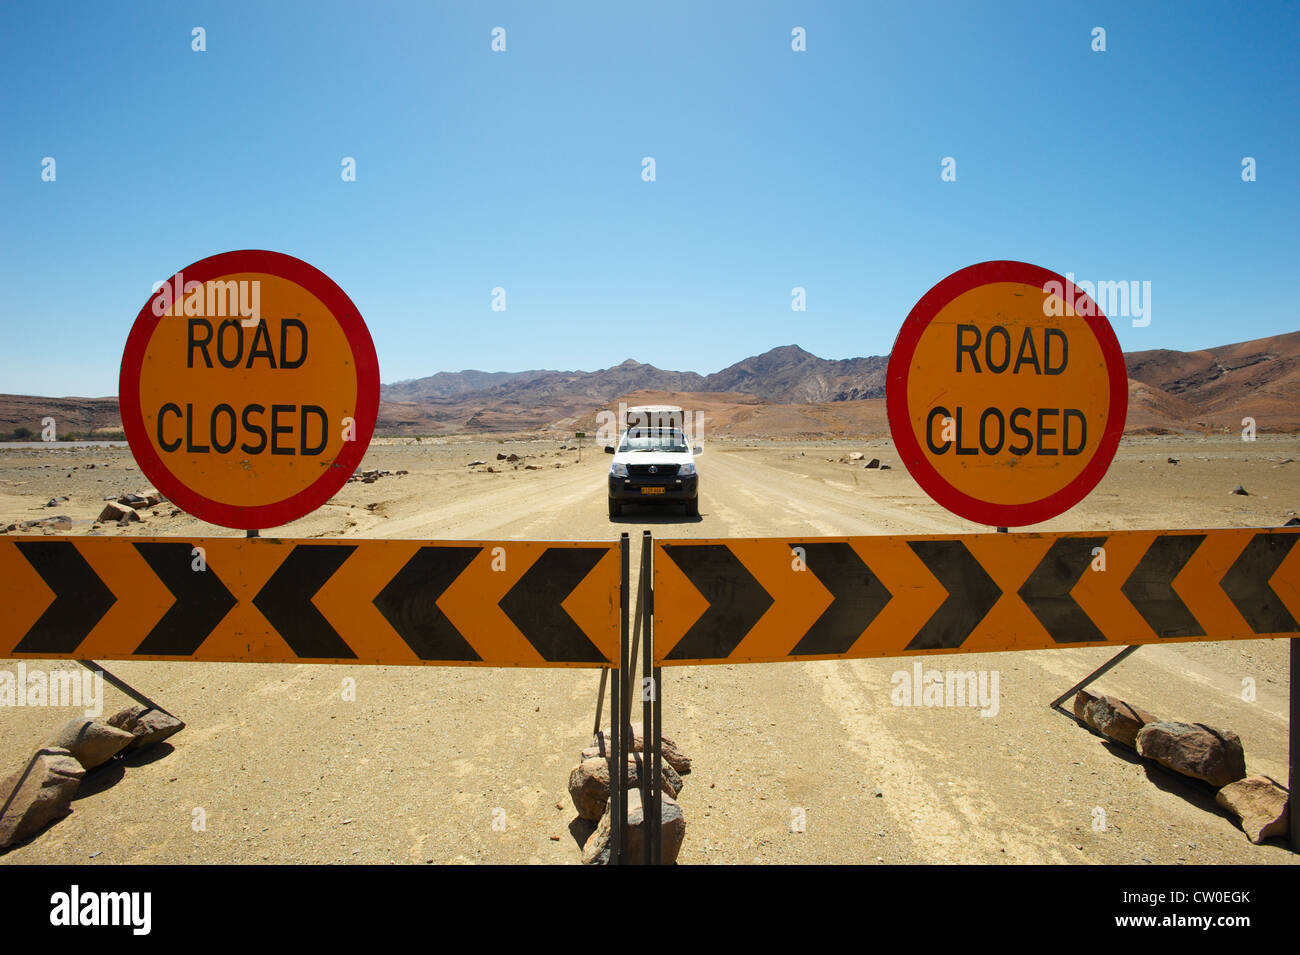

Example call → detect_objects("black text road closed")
120 250 379 529
886 261 1128 526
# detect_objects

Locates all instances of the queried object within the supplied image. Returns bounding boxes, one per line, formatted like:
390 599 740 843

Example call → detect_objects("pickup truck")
606 426 701 517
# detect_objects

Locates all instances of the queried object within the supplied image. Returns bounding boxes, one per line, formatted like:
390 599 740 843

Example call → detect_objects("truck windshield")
620 428 689 453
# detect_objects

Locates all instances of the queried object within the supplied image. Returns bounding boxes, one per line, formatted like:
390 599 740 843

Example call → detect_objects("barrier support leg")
1049 645 1141 721
646 533 662 864
623 556 644 729
611 532 628 865
77 659 176 719
639 531 654 864
1290 637 1298 852
592 669 607 740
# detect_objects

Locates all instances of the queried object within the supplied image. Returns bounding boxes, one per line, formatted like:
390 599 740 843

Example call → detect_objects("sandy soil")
0 434 1297 865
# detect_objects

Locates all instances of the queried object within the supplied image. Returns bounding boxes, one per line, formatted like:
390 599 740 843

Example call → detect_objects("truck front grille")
627 464 679 478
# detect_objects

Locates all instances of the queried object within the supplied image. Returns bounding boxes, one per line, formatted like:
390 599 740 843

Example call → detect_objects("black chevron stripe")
905 540 1002 650
14 542 116 653
1018 537 1107 643
133 542 238 655
251 544 356 659
1121 534 1205 638
1221 533 1299 634
499 548 607 662
662 544 773 661
374 546 482 661
790 542 892 655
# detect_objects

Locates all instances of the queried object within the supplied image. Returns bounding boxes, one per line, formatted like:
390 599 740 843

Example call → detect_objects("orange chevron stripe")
76 539 174 659
652 543 709 662
563 546 620 668
437 542 543 666
0 539 54 654
1068 531 1159 642
725 539 832 662
1174 529 1254 639
961 533 1056 651
844 536 946 660
191 537 299 662
1272 530 1300 626
312 540 423 665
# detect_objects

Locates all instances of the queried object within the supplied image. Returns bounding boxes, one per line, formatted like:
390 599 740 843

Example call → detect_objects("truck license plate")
640 487 665 495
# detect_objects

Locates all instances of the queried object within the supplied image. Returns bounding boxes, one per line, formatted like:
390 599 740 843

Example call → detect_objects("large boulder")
1216 776 1290 845
45 718 135 770
105 705 185 751
587 724 691 775
0 748 84 849
568 755 682 821
581 789 685 865
1083 695 1159 749
97 501 139 523
1136 722 1247 788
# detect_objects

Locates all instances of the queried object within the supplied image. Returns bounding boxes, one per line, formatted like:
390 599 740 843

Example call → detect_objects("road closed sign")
120 250 379 529
886 261 1128 527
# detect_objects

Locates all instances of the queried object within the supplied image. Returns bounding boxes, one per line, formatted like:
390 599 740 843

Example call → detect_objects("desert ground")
0 434 1297 865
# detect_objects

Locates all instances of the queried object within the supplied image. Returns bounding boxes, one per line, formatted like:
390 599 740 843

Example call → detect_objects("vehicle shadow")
610 509 703 525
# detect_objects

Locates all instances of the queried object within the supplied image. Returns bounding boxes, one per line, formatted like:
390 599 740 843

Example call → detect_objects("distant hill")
3 332 1298 439
381 345 888 407
1123 331 1300 432
697 345 889 402
0 395 122 440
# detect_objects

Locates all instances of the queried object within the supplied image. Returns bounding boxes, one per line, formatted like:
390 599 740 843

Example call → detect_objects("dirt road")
1 435 1296 864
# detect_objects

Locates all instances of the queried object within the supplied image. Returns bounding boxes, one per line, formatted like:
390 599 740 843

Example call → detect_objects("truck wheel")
685 497 699 517
609 498 622 518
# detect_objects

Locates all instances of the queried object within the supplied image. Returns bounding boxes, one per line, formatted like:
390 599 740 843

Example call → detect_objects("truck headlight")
610 463 628 478
678 462 696 476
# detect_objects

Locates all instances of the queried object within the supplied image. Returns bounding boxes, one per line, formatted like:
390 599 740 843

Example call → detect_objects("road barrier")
0 537 620 667
3 527 1297 861
651 529 1300 665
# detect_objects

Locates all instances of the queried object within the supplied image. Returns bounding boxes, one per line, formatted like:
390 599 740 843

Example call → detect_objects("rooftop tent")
625 405 683 430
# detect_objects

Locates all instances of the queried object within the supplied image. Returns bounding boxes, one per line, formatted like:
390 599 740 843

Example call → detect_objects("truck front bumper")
609 474 698 502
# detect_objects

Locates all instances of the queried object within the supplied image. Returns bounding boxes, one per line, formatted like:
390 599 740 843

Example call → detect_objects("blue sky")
2 1 1296 397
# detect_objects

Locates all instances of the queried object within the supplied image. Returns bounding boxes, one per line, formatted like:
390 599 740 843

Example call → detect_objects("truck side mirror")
605 446 615 454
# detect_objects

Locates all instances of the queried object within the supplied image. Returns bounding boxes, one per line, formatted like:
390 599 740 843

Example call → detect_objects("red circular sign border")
885 260 1128 527
119 250 379 530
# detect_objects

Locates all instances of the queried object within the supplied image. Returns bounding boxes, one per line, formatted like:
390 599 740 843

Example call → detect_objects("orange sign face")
653 529 1300 665
120 251 379 529
0 537 620 668
886 261 1128 526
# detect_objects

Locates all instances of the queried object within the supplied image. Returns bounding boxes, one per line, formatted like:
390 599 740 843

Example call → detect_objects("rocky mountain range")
382 345 890 406
3 332 1297 439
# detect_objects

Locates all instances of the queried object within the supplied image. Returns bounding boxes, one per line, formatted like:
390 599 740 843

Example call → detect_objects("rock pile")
0 707 184 850
347 469 407 484
5 515 72 533
568 724 691 864
1073 690 1288 845
97 488 166 524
